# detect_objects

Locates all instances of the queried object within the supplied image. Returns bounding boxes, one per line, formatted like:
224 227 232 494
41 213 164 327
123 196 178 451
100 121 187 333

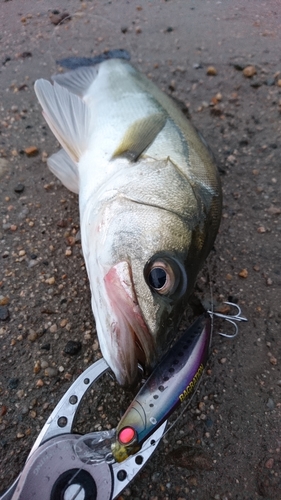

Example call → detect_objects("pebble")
49 11 71 26
266 398 275 410
243 65 257 77
265 458 274 469
0 296 9 306
45 277 55 285
49 324 58 333
24 146 39 157
33 361 41 374
0 306 10 321
0 405 7 417
238 269 248 278
41 343 51 351
27 329 37 342
8 378 19 389
36 379 44 387
14 183 25 194
44 367 58 377
60 319 68 327
64 340 82 356
40 360 49 369
206 66 217 76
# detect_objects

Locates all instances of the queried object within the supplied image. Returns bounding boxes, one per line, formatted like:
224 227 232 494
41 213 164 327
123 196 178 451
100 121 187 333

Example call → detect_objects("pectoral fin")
47 149 79 194
112 113 166 162
34 79 93 163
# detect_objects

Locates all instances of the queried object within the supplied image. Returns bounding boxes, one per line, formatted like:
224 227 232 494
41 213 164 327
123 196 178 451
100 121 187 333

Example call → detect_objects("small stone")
46 277 55 285
0 405 7 417
0 306 10 321
238 269 248 278
17 432 25 439
64 340 82 356
60 319 68 327
24 146 39 157
121 26 128 34
243 65 257 77
18 249 26 257
34 361 41 374
257 226 266 233
266 398 275 410
14 183 25 193
49 324 58 333
277 79 281 87
27 329 37 342
30 410 37 419
0 296 9 306
135 26 142 34
41 343 51 351
45 367 58 377
49 11 71 25
267 206 281 215
65 248 72 256
220 357 227 364
265 458 274 469
10 224 17 231
269 356 277 365
36 379 44 387
40 360 49 369
266 78 275 86
92 339 99 351
8 378 19 389
206 66 217 76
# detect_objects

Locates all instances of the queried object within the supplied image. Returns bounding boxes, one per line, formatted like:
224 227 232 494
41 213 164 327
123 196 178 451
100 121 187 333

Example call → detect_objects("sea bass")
34 58 222 386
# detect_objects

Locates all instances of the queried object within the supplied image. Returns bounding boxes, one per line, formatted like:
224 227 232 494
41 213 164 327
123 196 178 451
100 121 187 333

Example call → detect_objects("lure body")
112 314 211 462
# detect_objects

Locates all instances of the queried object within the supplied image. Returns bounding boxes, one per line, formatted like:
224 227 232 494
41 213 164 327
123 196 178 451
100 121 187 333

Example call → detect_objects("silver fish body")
34 59 222 386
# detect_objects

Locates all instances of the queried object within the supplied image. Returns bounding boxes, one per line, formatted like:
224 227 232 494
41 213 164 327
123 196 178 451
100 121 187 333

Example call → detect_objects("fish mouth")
103 261 156 386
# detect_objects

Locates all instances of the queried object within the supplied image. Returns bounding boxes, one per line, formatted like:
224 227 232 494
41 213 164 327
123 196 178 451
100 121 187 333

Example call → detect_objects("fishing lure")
111 314 211 462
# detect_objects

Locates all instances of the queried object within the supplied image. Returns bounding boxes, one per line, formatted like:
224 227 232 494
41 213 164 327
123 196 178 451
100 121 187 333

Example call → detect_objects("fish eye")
146 260 176 295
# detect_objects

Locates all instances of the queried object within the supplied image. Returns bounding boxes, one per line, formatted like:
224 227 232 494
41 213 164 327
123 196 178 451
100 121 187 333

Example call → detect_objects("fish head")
81 159 221 387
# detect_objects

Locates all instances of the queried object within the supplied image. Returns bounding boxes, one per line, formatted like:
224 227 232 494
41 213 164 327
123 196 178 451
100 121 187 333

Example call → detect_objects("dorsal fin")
34 79 93 163
52 66 98 98
112 113 166 162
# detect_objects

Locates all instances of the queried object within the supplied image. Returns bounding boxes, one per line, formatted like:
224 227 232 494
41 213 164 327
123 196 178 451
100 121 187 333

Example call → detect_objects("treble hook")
208 301 248 338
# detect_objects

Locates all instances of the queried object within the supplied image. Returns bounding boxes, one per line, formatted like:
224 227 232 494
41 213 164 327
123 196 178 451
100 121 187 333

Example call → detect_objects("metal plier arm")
1 359 166 500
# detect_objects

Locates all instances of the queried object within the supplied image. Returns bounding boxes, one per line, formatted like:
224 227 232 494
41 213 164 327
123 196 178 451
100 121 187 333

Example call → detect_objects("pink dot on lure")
118 427 136 444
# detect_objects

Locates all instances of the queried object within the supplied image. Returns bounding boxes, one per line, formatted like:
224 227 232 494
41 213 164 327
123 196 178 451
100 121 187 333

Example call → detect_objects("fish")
34 57 222 386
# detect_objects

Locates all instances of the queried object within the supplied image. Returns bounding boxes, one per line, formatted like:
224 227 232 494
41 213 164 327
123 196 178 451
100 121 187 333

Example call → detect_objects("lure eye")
146 260 176 295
